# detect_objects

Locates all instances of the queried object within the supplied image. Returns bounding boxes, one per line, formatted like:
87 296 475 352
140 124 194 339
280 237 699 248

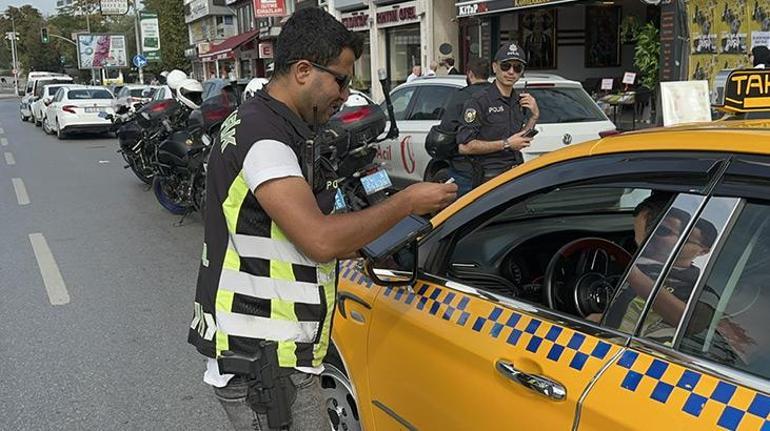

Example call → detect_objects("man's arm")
456 98 531 155
255 178 457 263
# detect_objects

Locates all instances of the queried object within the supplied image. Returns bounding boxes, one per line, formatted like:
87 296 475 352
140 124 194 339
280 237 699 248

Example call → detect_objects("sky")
0 0 60 16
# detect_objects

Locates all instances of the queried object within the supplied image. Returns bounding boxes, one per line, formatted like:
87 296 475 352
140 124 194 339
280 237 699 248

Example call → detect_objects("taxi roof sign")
717 69 770 113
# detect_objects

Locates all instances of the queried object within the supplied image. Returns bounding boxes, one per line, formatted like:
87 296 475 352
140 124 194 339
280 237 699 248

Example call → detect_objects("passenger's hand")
506 130 533 150
403 182 458 215
519 92 540 118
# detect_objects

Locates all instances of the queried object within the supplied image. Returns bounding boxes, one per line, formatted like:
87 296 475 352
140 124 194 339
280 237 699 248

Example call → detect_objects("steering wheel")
544 238 632 318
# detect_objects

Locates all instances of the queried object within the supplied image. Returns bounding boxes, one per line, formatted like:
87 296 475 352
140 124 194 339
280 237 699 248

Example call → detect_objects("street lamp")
4 14 20 96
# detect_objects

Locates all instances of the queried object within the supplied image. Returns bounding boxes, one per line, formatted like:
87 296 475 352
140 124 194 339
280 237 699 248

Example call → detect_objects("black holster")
218 342 296 430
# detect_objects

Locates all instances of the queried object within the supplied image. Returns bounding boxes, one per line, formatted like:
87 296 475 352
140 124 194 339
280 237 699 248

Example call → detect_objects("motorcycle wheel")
153 176 189 215
125 153 154 185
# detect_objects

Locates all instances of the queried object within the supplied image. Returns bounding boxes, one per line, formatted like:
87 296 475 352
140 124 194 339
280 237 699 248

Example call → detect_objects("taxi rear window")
526 87 607 124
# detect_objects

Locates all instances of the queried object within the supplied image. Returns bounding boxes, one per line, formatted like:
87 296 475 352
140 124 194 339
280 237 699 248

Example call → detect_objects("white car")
113 84 157 112
30 83 83 127
377 74 617 186
20 74 73 122
43 86 115 139
150 85 173 102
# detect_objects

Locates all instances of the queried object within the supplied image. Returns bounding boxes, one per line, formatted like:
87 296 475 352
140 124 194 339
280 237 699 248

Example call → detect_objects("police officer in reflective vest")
454 43 540 195
188 7 456 431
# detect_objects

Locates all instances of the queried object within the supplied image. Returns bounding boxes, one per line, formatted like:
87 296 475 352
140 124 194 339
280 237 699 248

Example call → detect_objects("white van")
20 72 73 122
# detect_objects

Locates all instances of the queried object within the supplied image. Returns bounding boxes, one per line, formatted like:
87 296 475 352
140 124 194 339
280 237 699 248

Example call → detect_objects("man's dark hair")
694 218 718 248
466 57 490 80
445 58 455 67
273 8 363 77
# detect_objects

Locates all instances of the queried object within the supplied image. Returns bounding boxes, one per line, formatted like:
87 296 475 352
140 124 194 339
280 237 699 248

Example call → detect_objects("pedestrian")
444 58 462 75
424 61 438 77
406 64 421 82
455 42 540 192
188 7 456 431
751 45 770 68
431 57 492 195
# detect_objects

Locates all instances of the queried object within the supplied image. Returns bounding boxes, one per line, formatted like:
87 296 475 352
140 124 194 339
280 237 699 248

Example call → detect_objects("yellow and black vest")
189 90 337 368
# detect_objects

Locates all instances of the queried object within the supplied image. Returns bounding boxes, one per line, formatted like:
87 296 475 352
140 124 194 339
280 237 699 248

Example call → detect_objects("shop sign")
197 41 211 55
185 0 210 23
99 0 129 15
241 49 258 60
456 0 579 17
376 1 419 29
341 10 370 32
254 0 286 18
718 69 770 113
259 42 274 58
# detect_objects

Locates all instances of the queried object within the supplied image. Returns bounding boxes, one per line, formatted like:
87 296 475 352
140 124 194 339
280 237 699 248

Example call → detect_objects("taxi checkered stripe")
615 350 770 430
339 260 374 288
376 279 615 373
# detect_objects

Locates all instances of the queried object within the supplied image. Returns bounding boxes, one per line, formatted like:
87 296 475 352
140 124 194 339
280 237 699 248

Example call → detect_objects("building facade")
184 0 237 80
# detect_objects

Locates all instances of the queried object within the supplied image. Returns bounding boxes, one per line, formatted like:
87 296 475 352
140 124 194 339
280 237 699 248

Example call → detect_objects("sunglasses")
289 60 351 91
499 62 525 74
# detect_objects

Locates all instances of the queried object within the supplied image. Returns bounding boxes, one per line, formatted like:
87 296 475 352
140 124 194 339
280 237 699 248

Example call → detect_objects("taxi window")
388 86 416 122
638 197 738 346
602 193 706 332
678 202 770 380
407 85 457 121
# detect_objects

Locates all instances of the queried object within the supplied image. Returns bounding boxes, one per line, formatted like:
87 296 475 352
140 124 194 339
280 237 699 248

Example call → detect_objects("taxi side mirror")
364 241 419 287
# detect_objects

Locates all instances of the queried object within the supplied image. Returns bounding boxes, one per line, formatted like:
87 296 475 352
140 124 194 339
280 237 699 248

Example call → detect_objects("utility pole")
8 15 19 96
133 0 144 84
85 6 99 85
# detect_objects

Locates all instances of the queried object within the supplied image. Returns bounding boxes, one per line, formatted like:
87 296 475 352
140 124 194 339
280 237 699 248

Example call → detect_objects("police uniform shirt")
456 83 526 173
438 81 492 132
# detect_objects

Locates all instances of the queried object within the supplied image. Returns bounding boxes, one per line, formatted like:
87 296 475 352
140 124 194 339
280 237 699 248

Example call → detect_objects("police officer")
454 43 540 195
438 57 492 134
188 8 456 431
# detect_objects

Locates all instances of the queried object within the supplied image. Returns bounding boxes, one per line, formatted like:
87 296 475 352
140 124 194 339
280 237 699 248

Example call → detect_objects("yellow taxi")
322 72 770 431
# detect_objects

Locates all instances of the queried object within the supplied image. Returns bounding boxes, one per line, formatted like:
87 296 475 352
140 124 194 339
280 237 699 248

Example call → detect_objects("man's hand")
505 130 533 150
401 182 458 215
519 92 540 119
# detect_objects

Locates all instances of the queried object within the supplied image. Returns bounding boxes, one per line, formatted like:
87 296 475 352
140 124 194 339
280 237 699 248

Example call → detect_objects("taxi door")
364 276 624 430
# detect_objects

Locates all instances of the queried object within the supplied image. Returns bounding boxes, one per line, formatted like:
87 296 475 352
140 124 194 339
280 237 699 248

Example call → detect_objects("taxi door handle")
495 360 567 401
337 292 371 320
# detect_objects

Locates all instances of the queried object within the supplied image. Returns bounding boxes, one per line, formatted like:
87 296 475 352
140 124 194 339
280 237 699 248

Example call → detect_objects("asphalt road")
0 99 227 430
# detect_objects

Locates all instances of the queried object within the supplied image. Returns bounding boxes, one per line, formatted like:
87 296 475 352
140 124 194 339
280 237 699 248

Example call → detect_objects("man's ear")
293 61 313 85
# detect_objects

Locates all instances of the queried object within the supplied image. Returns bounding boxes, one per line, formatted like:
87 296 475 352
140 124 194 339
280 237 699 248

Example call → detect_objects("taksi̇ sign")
140 12 161 62
99 0 129 15
376 1 419 29
253 0 286 18
719 69 770 113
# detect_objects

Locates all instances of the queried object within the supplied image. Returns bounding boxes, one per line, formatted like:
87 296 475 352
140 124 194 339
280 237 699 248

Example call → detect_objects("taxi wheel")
321 348 361 431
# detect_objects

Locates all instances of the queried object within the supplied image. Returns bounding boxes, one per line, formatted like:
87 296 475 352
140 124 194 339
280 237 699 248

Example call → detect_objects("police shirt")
438 81 492 133
456 82 527 174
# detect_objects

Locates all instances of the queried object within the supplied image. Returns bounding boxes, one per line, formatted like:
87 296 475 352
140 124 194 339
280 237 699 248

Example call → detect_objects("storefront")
376 1 422 86
340 9 373 93
198 29 261 80
455 0 655 91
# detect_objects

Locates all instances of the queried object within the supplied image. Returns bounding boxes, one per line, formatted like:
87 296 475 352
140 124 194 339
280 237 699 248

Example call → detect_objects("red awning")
200 29 260 60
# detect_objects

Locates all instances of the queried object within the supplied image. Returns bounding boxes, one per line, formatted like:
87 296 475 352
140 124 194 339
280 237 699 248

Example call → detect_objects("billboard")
140 12 161 62
77 34 128 69
99 0 129 15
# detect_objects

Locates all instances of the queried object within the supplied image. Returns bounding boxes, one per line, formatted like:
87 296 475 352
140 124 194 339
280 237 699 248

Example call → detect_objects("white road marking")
28 233 71 305
1 138 7 146
11 177 30 205
4 152 15 165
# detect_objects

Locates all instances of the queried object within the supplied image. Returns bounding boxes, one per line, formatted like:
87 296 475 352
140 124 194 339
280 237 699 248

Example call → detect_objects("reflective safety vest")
189 91 338 369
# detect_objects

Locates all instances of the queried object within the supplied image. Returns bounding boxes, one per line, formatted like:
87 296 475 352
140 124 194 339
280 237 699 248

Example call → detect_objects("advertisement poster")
585 5 621 68
518 9 557 69
253 0 286 18
717 1 748 53
752 31 770 48
660 81 712 127
689 0 717 54
140 12 161 62
77 34 128 69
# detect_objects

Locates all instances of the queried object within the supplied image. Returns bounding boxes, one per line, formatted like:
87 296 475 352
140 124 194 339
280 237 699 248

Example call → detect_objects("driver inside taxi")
587 194 717 339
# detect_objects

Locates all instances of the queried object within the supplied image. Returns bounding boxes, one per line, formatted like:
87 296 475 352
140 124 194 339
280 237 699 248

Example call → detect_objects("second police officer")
453 42 540 196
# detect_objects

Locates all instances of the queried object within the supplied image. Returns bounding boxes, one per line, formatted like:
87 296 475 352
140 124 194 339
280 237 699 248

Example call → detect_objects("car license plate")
361 170 392 195
85 107 99 113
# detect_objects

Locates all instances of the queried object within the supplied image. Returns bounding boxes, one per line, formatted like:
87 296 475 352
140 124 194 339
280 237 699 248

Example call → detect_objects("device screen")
362 215 431 259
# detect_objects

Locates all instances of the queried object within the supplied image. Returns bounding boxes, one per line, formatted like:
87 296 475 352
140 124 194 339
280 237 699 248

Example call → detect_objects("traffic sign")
133 54 147 68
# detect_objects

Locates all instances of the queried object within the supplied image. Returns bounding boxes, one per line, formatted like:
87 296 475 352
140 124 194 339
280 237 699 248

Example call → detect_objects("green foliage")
144 0 189 74
634 23 661 90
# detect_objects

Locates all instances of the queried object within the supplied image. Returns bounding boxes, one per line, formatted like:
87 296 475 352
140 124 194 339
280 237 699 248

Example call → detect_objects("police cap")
494 43 527 66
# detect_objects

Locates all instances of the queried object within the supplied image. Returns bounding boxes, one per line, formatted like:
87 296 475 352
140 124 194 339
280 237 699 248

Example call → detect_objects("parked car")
20 73 73 122
113 84 157 112
30 83 83 127
43 86 115 139
328 119 770 430
201 78 248 103
376 74 617 187
150 85 173 102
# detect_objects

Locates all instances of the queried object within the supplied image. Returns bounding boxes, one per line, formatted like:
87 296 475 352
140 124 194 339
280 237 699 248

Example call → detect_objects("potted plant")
621 16 661 123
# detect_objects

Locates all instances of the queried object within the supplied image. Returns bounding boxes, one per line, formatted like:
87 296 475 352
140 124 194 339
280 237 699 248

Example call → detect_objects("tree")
144 0 189 74
0 5 64 73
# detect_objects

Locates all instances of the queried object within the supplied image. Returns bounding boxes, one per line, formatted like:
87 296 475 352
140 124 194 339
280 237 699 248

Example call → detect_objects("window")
47 86 63 97
524 87 607 124
388 86 416 121
408 86 458 121
678 202 770 380
129 88 147 97
638 197 737 346
68 89 114 99
386 24 421 86
444 186 668 314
